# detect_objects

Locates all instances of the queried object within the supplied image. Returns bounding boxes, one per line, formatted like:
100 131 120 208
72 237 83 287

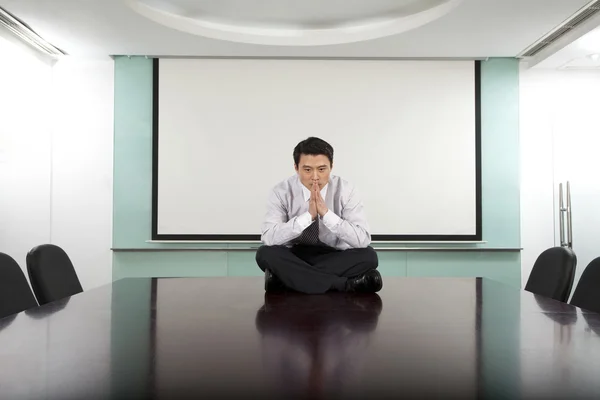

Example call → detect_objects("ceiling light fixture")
0 6 66 57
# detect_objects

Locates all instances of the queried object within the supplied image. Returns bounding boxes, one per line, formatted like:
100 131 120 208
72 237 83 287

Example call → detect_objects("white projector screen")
153 58 481 241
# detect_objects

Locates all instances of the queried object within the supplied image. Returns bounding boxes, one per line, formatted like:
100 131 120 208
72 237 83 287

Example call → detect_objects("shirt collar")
301 180 328 202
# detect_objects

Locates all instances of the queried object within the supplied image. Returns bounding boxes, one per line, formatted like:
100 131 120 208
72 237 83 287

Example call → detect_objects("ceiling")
535 25 600 69
0 0 594 59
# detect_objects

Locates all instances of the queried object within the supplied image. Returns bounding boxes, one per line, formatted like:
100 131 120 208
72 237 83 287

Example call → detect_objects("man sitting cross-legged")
255 136 382 294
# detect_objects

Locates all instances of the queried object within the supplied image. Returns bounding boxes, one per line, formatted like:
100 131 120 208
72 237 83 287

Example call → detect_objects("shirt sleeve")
321 186 371 248
260 189 313 246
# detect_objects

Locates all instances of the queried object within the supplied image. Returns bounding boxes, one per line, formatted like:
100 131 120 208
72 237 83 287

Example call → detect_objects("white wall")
0 35 114 291
520 66 600 294
50 58 114 289
519 67 558 286
0 37 53 271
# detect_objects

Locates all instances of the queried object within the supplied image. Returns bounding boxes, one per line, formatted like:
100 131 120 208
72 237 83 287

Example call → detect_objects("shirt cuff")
322 210 341 230
296 211 314 231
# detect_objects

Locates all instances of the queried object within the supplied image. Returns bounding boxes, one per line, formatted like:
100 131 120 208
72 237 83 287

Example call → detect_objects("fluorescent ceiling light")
0 6 66 57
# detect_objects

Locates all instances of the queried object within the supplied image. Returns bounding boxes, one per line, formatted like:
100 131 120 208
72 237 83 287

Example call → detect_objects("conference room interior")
2 0 600 398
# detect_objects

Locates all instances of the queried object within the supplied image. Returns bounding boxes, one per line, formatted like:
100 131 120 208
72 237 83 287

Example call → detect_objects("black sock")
331 277 348 291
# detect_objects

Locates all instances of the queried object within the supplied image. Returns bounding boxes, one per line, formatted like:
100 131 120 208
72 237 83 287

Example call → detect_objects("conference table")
1 276 600 399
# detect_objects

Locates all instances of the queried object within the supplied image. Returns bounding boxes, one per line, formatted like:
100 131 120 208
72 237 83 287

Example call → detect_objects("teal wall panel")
407 252 521 287
112 56 154 249
113 252 227 281
376 252 408 277
227 251 264 277
112 56 521 288
480 58 521 249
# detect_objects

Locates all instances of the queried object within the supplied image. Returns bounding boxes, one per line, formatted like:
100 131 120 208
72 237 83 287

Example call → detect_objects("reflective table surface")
1 277 600 399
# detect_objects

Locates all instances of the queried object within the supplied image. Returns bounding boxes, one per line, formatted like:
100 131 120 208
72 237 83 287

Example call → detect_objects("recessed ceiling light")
589 53 600 61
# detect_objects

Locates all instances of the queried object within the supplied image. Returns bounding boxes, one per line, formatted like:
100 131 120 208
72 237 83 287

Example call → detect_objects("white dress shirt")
260 174 371 250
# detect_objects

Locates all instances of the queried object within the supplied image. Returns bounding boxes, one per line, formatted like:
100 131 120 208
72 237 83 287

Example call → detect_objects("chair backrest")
26 244 83 305
570 257 600 313
0 252 38 318
524 246 577 302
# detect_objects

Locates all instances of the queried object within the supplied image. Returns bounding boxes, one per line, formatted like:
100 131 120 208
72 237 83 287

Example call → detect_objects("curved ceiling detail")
125 0 464 46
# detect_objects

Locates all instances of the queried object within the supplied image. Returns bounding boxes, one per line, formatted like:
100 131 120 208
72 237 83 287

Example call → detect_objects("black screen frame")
151 58 482 242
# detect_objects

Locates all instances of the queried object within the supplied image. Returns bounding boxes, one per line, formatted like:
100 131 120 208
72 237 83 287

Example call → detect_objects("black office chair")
524 246 577 302
570 257 600 313
26 244 83 305
0 252 38 318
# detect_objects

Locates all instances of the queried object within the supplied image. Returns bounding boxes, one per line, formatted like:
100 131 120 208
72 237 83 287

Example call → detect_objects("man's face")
295 154 332 190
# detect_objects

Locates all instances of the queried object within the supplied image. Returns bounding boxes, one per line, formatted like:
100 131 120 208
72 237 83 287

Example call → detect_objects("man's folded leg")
255 245 347 295
310 246 383 293
311 246 379 276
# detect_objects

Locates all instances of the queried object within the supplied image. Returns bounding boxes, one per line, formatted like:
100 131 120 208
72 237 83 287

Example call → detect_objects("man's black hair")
293 137 334 166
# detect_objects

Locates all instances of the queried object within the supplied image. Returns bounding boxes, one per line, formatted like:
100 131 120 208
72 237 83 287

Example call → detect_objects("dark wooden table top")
1 277 600 399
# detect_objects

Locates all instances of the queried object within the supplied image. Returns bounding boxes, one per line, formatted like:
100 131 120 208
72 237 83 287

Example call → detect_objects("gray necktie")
298 218 320 245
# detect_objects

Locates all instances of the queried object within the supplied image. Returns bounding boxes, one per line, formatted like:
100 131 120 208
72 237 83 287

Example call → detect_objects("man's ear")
294 163 298 172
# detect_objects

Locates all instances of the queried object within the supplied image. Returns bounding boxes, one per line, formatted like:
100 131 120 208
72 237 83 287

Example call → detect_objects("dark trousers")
255 244 379 294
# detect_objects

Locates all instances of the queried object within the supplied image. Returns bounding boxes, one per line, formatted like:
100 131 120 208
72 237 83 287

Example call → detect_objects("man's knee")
255 245 288 266
360 246 379 269
255 245 271 268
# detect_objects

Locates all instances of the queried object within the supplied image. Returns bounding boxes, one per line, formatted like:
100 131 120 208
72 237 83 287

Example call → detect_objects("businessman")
256 137 382 294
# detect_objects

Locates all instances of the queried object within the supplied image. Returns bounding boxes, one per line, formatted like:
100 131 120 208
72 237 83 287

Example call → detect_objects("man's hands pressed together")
309 184 318 220
309 181 328 221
